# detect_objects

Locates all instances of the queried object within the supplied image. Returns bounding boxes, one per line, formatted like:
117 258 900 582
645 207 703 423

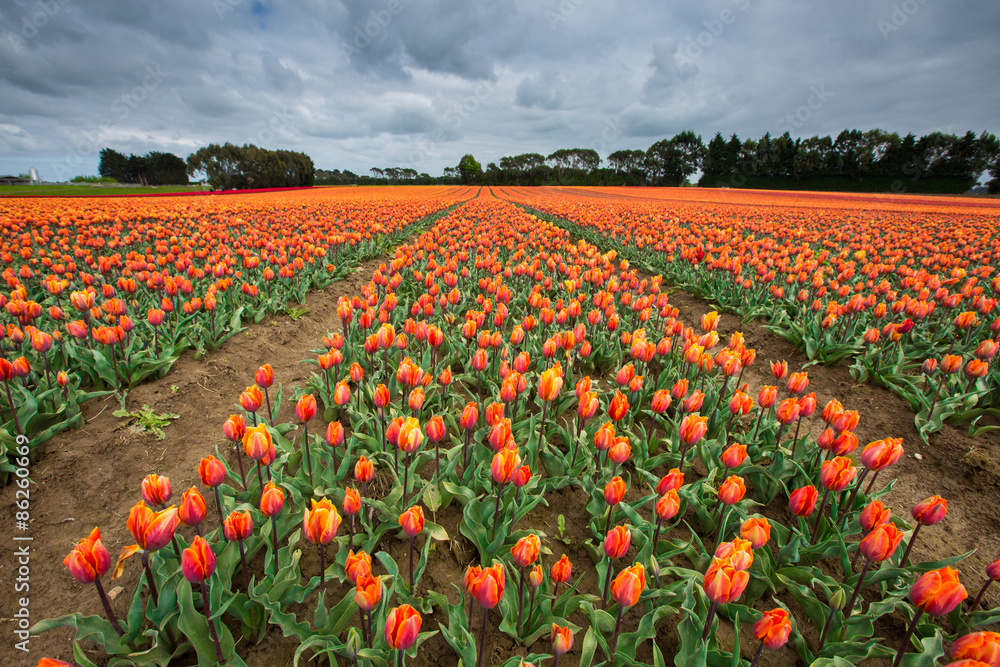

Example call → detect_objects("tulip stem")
813 489 832 535
891 608 923 667
94 578 125 637
899 523 922 567
651 517 663 552
491 484 503 542
864 470 881 495
536 402 549 472
968 579 992 616
234 443 248 491
609 604 624 663
302 423 314 487
476 607 489 667
516 565 525 638
701 600 718 643
5 381 22 436
462 429 471 476
844 468 870 518
270 516 280 577
403 452 410 507
213 488 226 540
142 551 160 608
602 559 614 609
319 543 326 587
237 538 249 592
818 603 836 650
747 642 764 667
199 580 225 664
844 558 871 619
264 385 273 423
408 534 415 594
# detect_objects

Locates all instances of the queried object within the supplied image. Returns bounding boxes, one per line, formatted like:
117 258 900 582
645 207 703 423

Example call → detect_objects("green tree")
457 154 483 185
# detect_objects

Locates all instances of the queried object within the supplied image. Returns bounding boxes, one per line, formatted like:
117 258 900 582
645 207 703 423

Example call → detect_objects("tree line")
98 148 188 185
186 143 315 190
427 130 999 194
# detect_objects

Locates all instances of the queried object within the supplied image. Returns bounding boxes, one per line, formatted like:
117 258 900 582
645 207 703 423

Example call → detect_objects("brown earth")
2 224 999 667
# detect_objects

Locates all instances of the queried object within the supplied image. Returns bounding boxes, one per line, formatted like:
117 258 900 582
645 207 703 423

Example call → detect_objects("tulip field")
3 186 1000 667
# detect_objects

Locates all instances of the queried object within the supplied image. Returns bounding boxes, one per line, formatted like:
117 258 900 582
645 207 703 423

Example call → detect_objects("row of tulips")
496 186 1000 440
0 187 473 478
33 191 1000 666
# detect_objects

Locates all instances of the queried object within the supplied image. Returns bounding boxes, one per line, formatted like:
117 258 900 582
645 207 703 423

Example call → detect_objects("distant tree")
645 131 703 186
187 143 312 190
457 154 483 185
99 148 128 182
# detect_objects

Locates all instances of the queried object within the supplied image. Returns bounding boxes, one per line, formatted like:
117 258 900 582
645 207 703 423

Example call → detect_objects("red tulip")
140 474 172 506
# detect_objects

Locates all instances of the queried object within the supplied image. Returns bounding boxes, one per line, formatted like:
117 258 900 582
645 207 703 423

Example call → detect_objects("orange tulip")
608 390 629 421
302 498 340 545
64 527 112 584
788 485 818 517
469 562 506 609
399 505 424 537
860 522 905 562
753 608 791 649
355 455 374 484
610 563 645 607
912 495 948 526
178 487 207 528
260 482 285 518
127 501 179 551
198 456 226 488
679 414 708 445
655 490 680 521
951 631 1000 666
819 456 856 492
491 447 520 484
718 475 747 505
355 574 382 612
604 525 631 559
223 509 254 542
657 468 684 494
345 549 372 584
714 538 754 571
539 366 563 402
397 417 424 453
703 557 750 604
384 604 422 650
140 474 172 506
243 424 272 461
551 623 574 657
911 567 968 615
740 517 770 549
181 535 217 583
550 554 572 584
511 534 540 568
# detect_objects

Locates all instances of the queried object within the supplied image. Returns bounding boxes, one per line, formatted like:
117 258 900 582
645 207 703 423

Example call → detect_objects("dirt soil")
2 220 999 667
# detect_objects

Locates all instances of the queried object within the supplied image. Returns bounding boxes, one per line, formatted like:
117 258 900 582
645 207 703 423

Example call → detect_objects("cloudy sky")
0 0 997 181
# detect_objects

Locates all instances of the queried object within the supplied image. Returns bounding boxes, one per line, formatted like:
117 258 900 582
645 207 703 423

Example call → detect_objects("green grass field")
0 184 207 196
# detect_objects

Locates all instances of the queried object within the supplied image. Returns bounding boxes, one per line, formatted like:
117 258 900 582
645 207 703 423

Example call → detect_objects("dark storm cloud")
0 0 996 180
